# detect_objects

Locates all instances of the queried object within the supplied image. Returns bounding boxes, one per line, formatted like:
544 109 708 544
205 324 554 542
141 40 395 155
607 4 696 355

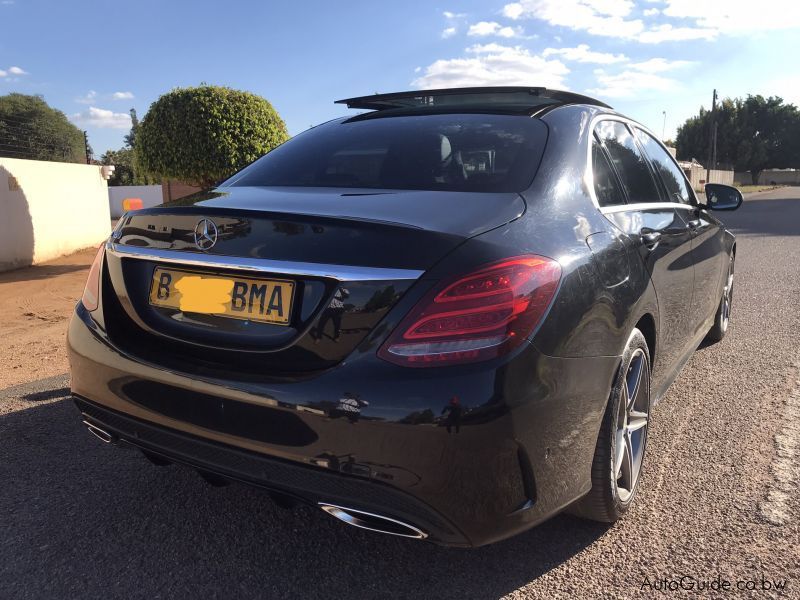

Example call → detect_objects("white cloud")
467 21 521 38
443 10 466 19
0 65 27 78
71 106 132 129
442 26 457 38
412 44 569 89
502 3 525 19
501 0 644 38
588 70 680 98
543 44 627 64
75 90 97 104
112 91 134 100
638 24 716 43
502 0 800 43
628 57 693 72
659 0 800 33
587 57 692 98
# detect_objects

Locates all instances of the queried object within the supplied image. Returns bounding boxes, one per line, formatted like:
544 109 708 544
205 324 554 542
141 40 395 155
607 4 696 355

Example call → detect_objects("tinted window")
227 114 547 193
591 135 625 207
635 128 694 204
594 121 660 204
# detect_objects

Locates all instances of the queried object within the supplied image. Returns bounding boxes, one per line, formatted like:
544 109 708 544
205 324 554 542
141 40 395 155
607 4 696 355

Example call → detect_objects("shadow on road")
1 398 610 599
721 195 800 237
0 263 90 284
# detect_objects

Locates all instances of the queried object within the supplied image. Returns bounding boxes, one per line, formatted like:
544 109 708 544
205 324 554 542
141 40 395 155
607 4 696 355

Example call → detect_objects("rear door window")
634 128 695 205
594 121 660 204
591 135 625 207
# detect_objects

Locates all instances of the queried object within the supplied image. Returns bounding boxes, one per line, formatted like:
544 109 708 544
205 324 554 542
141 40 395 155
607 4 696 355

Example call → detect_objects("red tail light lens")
81 244 105 312
378 255 561 367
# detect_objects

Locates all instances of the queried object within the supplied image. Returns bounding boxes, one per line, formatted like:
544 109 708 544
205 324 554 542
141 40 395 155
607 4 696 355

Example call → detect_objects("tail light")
378 255 561 367
81 244 105 312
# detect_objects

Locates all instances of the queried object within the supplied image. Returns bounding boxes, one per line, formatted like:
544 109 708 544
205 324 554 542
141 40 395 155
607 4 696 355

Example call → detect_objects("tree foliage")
676 95 800 183
124 108 139 149
101 107 155 186
101 148 137 186
0 93 85 163
137 85 289 187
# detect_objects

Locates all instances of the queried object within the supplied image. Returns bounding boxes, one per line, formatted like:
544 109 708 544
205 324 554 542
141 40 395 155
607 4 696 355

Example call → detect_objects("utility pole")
662 110 667 140
711 121 718 171
705 89 717 185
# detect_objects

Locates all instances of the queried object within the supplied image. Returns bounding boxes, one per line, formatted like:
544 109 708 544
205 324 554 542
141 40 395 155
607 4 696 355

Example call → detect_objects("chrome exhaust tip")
319 503 428 539
82 420 116 444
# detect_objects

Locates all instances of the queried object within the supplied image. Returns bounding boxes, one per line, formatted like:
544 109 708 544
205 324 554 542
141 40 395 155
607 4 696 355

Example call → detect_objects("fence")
0 157 110 272
681 166 734 192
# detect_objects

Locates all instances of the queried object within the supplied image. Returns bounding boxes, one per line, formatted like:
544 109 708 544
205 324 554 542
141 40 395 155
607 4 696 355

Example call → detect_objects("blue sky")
2 0 799 157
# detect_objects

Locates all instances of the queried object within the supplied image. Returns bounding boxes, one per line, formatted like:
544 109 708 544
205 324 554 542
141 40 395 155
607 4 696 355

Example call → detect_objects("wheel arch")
634 313 656 367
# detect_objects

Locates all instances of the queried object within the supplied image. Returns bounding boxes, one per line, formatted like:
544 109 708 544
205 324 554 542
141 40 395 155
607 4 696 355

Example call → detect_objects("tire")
704 253 735 345
571 328 651 523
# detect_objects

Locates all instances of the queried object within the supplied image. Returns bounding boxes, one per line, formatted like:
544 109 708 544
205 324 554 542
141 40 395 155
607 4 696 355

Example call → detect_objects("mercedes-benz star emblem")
193 218 218 251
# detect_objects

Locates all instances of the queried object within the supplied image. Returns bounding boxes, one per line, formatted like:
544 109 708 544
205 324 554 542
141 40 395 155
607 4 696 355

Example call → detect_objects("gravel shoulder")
0 246 95 390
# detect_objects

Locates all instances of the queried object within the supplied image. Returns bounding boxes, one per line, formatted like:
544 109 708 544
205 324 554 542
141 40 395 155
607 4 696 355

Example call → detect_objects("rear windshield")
227 113 548 193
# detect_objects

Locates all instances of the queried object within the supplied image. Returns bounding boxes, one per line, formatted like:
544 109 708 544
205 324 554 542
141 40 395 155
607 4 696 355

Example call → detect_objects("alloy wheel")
721 259 734 332
614 348 649 503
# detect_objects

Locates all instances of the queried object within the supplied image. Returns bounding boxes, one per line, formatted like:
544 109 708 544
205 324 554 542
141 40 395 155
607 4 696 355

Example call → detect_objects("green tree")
124 108 139 149
676 95 800 184
101 148 137 185
137 85 289 187
0 93 85 163
102 108 159 185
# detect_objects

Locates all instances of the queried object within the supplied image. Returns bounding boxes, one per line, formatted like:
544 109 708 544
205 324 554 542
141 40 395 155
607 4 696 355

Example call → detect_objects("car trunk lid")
101 186 525 374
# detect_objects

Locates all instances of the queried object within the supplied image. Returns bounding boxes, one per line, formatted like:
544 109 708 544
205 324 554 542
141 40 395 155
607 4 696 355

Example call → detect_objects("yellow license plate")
148 267 294 325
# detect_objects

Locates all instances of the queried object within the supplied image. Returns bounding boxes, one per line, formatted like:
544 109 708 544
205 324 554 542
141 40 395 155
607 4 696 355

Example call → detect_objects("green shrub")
137 85 289 187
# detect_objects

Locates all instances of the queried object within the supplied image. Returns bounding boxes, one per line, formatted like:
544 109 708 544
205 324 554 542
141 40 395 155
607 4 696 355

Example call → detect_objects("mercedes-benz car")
68 87 742 547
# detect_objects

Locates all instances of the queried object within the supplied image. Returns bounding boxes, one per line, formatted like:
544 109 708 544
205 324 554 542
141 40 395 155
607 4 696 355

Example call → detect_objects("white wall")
108 184 163 218
0 157 111 272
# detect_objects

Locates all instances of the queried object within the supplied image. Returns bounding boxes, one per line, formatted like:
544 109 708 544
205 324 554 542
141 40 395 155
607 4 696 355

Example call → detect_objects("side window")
634 128 695 204
594 121 660 204
591 135 625 207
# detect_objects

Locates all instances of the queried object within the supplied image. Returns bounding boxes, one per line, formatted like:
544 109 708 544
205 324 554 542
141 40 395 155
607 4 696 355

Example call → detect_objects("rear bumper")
68 302 619 547
74 395 461 543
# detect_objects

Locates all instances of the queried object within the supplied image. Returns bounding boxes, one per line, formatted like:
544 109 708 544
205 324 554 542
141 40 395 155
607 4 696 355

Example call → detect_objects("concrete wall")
734 170 800 185
0 157 111 272
682 166 734 192
108 184 163 218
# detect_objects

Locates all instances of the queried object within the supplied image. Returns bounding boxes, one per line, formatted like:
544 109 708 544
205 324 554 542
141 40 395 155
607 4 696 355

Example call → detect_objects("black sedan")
68 87 741 547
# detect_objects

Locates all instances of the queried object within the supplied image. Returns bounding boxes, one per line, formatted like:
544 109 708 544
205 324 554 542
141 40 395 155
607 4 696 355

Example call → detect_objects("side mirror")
704 183 743 211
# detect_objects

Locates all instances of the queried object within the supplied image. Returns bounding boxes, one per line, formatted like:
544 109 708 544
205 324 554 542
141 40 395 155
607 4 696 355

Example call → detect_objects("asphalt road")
2 188 799 599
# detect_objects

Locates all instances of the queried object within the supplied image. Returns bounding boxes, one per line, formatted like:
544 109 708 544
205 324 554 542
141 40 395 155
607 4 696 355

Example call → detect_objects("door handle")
640 228 661 249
